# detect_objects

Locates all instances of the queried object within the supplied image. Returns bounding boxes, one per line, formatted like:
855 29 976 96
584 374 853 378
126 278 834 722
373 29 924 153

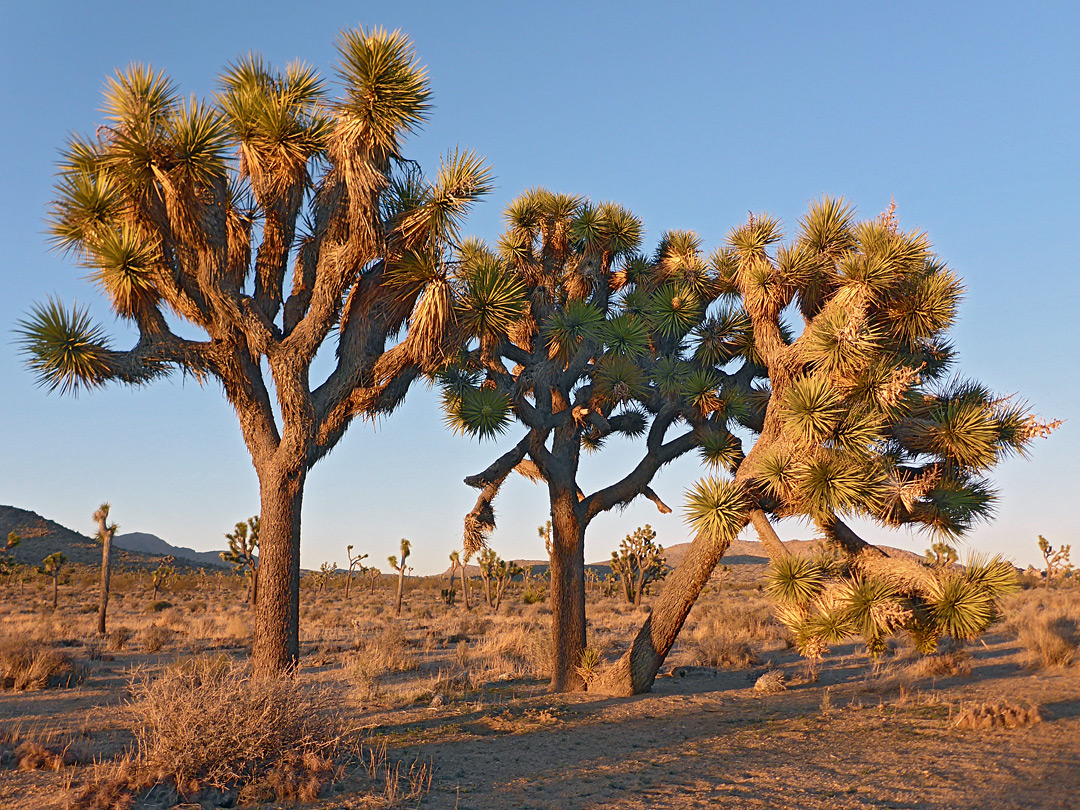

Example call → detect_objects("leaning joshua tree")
594 200 1058 695
17 28 491 674
93 503 118 635
445 191 759 690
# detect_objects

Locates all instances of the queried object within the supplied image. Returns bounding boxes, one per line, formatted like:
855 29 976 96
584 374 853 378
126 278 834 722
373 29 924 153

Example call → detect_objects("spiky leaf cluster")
767 551 1018 659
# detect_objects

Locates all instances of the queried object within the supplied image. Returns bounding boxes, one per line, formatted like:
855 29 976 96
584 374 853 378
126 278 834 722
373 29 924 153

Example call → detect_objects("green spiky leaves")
684 478 748 543
767 554 828 607
648 283 701 339
441 378 513 441
16 299 115 395
456 255 526 339
544 300 605 362
335 26 431 156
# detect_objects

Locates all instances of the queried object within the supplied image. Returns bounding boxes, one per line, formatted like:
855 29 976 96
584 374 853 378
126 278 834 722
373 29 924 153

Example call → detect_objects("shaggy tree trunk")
97 534 112 636
460 564 470 610
252 463 305 674
549 486 587 692
590 521 745 696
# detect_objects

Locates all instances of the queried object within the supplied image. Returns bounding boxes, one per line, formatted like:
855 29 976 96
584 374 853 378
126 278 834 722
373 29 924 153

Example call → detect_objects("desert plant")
388 539 411 617
767 551 1018 663
448 198 751 691
142 624 172 653
92 502 118 635
40 552 66 608
313 561 338 593
0 532 20 581
610 524 667 606
364 565 381 595
1018 612 1079 667
925 541 958 568
221 516 260 609
448 550 471 610
596 201 1057 695
151 558 174 597
0 637 83 690
18 27 491 675
344 545 368 599
1038 535 1073 589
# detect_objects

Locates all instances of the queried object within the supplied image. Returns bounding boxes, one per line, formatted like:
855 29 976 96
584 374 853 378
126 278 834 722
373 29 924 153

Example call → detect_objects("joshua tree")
364 565 381 595
313 561 337 593
41 552 66 608
152 557 175 596
1038 535 1073 589
0 533 20 581
925 541 959 569
388 538 411 616
93 503 118 635
449 549 470 609
610 524 667 606
477 548 521 611
344 544 368 599
17 28 491 675
221 516 260 608
594 201 1057 695
446 193 754 691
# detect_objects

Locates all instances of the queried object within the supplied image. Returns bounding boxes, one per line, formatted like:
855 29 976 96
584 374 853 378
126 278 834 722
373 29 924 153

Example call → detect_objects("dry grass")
0 637 84 690
1005 588 1080 668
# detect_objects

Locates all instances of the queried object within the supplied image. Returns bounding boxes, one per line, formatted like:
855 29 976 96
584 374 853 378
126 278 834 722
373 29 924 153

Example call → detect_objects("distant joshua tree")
41 552 66 608
0 533 20 580
93 503 118 635
344 545 368 599
924 541 959 569
477 548 522 611
1038 535 1073 589
610 524 667 606
152 557 175 597
364 565 381 595
221 516 259 608
449 549 470 610
388 539 411 616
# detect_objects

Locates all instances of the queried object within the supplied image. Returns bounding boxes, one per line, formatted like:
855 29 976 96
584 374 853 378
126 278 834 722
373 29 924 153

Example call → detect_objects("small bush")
953 700 1043 730
108 626 132 651
0 637 84 690
1019 613 1080 667
146 600 172 613
689 612 766 669
142 624 172 653
909 650 973 678
348 627 418 682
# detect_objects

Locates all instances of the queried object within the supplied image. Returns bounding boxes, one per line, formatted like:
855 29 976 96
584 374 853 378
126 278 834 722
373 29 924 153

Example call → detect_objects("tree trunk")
591 520 746 696
395 568 405 616
749 509 789 560
250 566 259 609
252 463 305 675
460 564 470 610
549 486 587 692
52 575 58 609
97 533 112 636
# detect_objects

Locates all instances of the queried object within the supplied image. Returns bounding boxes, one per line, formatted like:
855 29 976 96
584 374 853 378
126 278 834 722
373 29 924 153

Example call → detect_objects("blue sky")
2 1 1076 574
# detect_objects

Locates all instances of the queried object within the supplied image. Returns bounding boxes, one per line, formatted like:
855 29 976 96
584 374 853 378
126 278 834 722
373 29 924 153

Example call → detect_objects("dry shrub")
107 626 132 651
67 657 344 807
141 624 171 653
349 626 418 682
472 619 549 679
1018 613 1079 668
753 669 787 694
0 730 75 772
908 650 973 678
0 637 84 690
687 603 778 669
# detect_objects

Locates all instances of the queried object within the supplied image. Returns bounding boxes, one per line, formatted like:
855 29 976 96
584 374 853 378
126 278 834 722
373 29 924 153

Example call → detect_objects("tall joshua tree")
594 200 1057 695
444 190 759 690
16 28 491 674
93 503 118 635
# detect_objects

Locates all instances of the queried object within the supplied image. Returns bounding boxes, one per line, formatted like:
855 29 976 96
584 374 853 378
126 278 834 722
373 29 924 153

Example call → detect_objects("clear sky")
2 1 1076 575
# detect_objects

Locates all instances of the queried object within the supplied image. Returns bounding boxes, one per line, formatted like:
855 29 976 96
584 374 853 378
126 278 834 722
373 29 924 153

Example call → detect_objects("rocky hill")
114 531 227 569
0 505 221 571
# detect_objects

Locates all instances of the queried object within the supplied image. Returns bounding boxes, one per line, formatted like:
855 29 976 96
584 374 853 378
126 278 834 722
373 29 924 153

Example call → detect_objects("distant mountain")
0 505 223 570
114 532 228 569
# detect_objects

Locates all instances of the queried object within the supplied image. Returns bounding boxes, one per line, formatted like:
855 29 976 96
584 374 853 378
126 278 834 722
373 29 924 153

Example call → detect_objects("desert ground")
0 553 1077 809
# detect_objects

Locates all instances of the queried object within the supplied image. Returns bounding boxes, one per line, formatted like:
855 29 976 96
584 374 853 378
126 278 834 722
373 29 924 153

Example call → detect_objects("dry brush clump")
65 656 348 807
1005 588 1080 668
0 636 85 690
952 700 1044 730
